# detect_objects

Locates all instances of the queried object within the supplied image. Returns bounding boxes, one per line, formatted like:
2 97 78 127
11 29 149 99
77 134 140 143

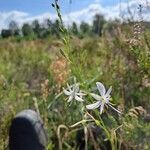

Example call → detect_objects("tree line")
0 14 106 39
1 13 149 40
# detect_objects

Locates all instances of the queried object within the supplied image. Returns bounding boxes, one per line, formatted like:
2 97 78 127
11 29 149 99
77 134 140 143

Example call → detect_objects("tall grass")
0 0 150 149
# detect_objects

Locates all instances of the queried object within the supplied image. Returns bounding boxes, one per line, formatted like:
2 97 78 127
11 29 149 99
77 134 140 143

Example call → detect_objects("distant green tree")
32 20 41 38
45 19 52 29
103 20 119 36
51 19 60 37
22 23 33 37
92 14 105 36
1 29 13 38
37 28 50 39
9 20 20 36
80 22 91 35
71 22 78 35
32 19 53 38
42 19 53 37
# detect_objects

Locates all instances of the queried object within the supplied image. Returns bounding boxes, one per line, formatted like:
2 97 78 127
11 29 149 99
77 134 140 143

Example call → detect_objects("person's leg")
9 109 47 150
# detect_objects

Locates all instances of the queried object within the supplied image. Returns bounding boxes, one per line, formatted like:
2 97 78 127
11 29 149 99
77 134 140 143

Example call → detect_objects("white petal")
100 103 104 114
63 89 71 96
86 101 101 110
96 82 106 96
76 92 86 96
90 93 102 101
67 83 72 91
105 86 112 98
108 104 122 114
74 84 79 93
67 95 73 102
104 97 110 103
75 95 84 102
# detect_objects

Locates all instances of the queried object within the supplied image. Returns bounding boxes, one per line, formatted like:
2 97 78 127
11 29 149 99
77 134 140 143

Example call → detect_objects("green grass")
0 29 149 149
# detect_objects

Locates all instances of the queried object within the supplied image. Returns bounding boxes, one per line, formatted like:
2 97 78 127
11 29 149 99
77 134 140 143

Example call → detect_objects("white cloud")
0 11 29 30
0 11 57 30
0 0 149 31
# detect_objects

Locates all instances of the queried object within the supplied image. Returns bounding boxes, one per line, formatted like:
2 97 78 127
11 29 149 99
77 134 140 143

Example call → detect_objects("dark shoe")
9 109 47 150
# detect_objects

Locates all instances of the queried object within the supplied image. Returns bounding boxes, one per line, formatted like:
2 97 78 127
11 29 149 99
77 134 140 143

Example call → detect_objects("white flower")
63 83 85 103
86 82 121 114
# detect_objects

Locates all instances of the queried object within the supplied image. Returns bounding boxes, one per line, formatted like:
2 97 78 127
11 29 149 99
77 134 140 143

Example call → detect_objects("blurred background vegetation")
0 1 150 150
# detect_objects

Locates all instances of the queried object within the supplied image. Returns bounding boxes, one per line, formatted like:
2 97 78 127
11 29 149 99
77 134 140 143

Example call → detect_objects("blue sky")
0 0 149 30
0 0 122 14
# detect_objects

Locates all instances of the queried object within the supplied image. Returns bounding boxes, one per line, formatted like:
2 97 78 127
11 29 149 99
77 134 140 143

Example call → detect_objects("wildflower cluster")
51 56 70 92
63 83 85 102
129 5 144 46
63 81 121 115
129 22 143 46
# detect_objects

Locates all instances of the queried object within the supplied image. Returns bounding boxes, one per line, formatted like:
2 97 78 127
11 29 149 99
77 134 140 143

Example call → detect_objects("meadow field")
0 1 150 150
